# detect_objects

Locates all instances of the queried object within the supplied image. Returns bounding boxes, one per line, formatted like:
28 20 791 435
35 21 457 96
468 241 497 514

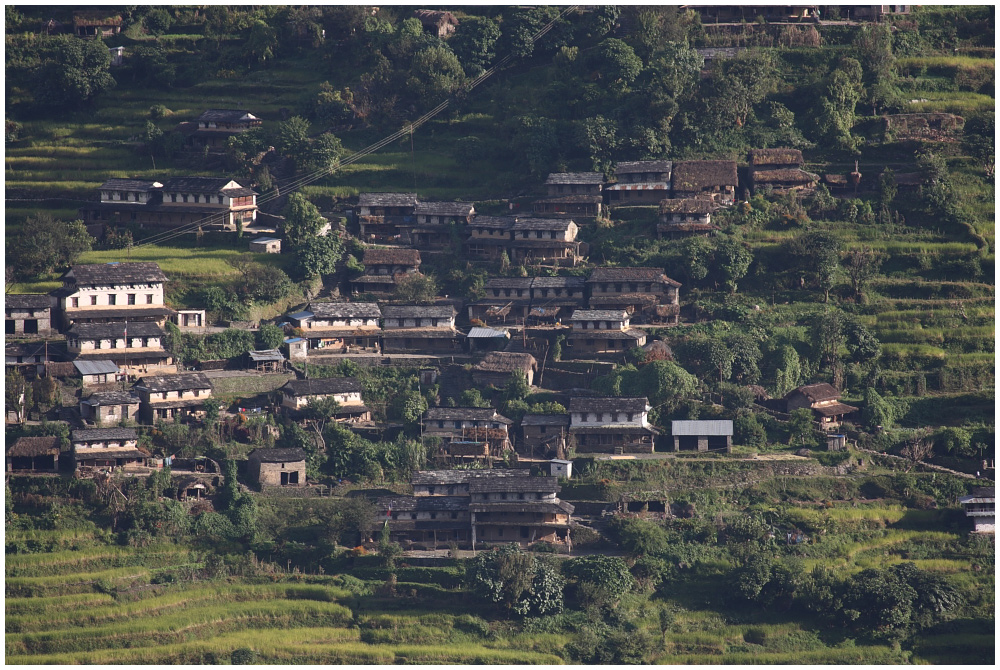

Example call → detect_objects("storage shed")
8 436 61 472
248 447 306 487
671 420 733 453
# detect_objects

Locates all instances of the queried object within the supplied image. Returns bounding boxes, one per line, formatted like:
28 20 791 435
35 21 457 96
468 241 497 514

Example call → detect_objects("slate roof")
71 428 138 442
135 372 212 392
588 267 679 284
5 294 51 309
73 360 119 376
522 414 571 427
363 248 421 266
474 352 536 374
469 216 516 230
672 420 734 436
569 396 649 413
469 500 574 514
672 160 739 191
485 278 533 290
787 383 841 403
358 192 418 207
65 262 167 285
9 436 61 457
248 447 307 463
67 322 164 339
752 168 819 184
63 307 174 319
160 177 255 194
812 402 858 417
511 218 575 231
81 391 140 406
615 160 673 175
469 476 559 493
570 309 629 321
99 178 162 191
659 198 719 214
377 496 468 512
748 148 803 166
530 276 585 289
411 469 527 485
196 109 258 123
308 302 382 319
414 201 475 217
424 407 513 424
382 305 455 319
545 172 605 185
281 377 362 396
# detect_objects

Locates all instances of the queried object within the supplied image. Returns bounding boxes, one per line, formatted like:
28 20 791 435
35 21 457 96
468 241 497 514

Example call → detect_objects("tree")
393 273 439 304
564 555 635 608
735 412 767 448
274 116 311 159
862 387 897 431
7 214 92 280
962 110 995 178
855 23 900 115
899 430 934 470
281 193 327 248
841 568 917 639
450 16 501 76
677 236 712 285
634 360 699 412
468 543 564 617
816 57 864 152
578 115 620 174
243 19 278 66
497 6 559 61
844 246 882 299
809 310 846 371
715 236 752 294
592 39 643 90
709 50 778 128
305 132 347 173
32 36 115 110
787 408 817 446
5 369 30 424
228 259 294 304
773 345 802 397
295 233 343 279
797 232 841 302
256 323 285 350
407 45 466 100
503 371 531 402
144 8 173 36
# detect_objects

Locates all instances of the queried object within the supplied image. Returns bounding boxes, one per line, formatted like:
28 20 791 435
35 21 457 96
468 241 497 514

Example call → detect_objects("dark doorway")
24 320 38 334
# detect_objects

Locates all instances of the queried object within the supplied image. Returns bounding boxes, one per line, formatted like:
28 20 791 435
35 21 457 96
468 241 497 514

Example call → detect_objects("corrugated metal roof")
73 360 119 376
671 420 733 436
249 349 285 362
467 327 509 339
287 311 314 321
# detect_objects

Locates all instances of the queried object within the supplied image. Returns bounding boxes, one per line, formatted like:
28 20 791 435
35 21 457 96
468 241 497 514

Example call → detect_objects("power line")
136 7 579 250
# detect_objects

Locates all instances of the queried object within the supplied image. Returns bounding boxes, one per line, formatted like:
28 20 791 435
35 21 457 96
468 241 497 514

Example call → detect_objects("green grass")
75 244 293 278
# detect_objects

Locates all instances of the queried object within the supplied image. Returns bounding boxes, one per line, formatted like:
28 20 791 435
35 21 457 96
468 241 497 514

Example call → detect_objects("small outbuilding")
248 447 307 487
472 352 537 387
549 459 573 479
73 359 120 386
79 391 141 424
247 349 285 372
250 237 282 254
671 420 733 453
8 436 61 472
959 487 995 534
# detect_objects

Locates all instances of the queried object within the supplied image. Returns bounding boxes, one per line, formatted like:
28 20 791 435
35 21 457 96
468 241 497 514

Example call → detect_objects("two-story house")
520 414 571 458
606 160 673 206
671 160 739 205
287 302 382 353
71 428 145 470
528 276 586 324
785 383 858 431
381 305 462 354
568 396 658 454
54 262 173 329
188 109 262 151
82 177 257 232
422 407 514 455
410 201 475 248
586 266 682 325
279 377 371 423
468 278 533 323
464 216 516 260
79 391 141 424
352 248 422 295
356 192 418 242
534 172 605 219
564 309 647 358
748 148 818 194
65 322 172 374
468 472 573 547
508 218 583 266
657 199 721 238
133 372 213 423
959 487 995 534
5 294 54 337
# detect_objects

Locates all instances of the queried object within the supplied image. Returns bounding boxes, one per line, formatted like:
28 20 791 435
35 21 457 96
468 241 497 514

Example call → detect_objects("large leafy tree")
407 45 466 100
450 16 501 76
295 233 343 279
281 193 327 248
564 554 635 607
468 543 564 617
32 36 115 110
854 23 900 115
8 213 92 279
816 57 864 152
715 236 753 294
962 110 995 178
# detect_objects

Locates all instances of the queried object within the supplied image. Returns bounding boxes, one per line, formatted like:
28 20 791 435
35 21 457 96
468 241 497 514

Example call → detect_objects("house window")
437 421 445 428
451 512 457 519
108 294 116 306
71 298 79 308
498 527 504 537
91 296 99 306
454 421 461 429
540 426 547 434
146 294 154 304
127 294 136 305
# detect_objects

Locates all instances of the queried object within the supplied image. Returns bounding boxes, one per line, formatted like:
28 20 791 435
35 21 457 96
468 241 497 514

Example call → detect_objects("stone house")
188 109 262 151
352 248 422 295
606 160 673 206
414 9 458 37
5 342 62 379
249 237 281 254
71 428 145 470
671 420 733 453
535 172 606 219
66 322 172 375
356 192 418 243
468 473 573 547
465 216 516 260
133 372 214 423
287 302 382 353
671 160 739 205
53 262 172 329
248 447 306 487
959 487 995 534
564 309 647 358
411 201 475 248
657 199 721 238
586 266 681 325
468 278 533 323
785 383 858 431
422 407 514 455
520 414 570 458
73 359 121 386
5 294 54 337
81 177 257 233
8 436 61 472
528 276 587 324
508 218 583 266
72 11 122 38
568 396 658 454
279 377 370 422
472 352 537 388
381 305 462 354
79 391 141 424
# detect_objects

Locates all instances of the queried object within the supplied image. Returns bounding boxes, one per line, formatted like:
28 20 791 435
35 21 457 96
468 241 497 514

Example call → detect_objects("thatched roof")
474 352 537 375
747 148 803 166
659 198 718 214
787 383 841 403
672 160 738 191
9 436 61 457
752 169 819 185
363 248 421 266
